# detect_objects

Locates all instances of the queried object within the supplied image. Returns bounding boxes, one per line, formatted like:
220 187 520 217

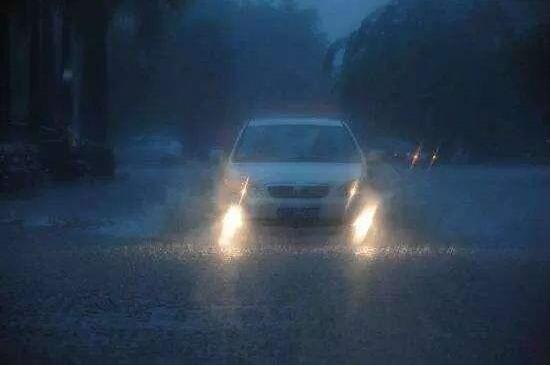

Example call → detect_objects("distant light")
409 144 423 169
428 147 440 169
62 69 73 82
352 204 378 244
411 151 420 167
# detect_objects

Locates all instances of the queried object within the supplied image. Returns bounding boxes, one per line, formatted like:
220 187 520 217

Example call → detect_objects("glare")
220 245 244 259
351 204 378 244
238 177 249 205
428 147 439 169
219 205 244 247
345 180 359 209
410 145 421 169
349 180 358 198
354 245 378 258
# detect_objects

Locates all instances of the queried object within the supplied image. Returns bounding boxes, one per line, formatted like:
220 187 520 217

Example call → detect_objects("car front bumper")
240 194 363 224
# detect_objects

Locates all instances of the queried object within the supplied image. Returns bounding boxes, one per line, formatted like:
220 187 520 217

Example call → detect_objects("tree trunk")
79 5 108 145
0 10 9 141
28 0 42 142
58 1 73 129
28 0 58 138
76 0 113 176
40 1 56 130
40 0 60 166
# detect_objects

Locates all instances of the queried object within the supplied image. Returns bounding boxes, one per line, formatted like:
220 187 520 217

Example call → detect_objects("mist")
0 0 549 363
3 0 548 172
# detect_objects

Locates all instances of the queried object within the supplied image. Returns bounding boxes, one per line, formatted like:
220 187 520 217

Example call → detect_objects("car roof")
248 117 344 127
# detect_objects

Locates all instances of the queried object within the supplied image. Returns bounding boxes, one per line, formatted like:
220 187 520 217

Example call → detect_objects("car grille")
268 185 330 199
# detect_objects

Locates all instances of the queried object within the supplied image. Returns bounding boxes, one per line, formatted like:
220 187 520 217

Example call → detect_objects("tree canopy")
335 0 549 161
109 0 330 153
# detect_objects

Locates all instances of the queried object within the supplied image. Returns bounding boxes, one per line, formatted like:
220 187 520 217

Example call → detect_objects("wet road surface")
0 159 548 363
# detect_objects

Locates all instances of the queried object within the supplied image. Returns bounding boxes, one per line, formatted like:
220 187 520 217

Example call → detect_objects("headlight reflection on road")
351 204 378 244
218 204 244 249
218 176 250 255
354 245 378 258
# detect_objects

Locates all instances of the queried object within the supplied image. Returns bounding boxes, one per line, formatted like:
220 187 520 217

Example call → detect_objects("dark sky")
297 0 390 40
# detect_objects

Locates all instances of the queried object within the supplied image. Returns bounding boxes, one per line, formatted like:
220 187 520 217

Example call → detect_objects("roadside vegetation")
327 0 549 162
1 0 548 193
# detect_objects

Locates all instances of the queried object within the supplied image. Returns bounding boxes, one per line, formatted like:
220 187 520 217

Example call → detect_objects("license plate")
277 207 319 220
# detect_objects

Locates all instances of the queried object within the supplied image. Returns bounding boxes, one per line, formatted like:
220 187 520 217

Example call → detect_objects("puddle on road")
117 227 526 264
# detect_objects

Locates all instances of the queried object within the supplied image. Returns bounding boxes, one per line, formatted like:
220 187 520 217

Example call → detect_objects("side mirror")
209 148 226 165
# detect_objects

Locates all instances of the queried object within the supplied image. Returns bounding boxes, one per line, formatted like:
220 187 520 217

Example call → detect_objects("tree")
0 1 11 141
337 0 549 160
108 0 328 155
69 0 111 147
510 23 550 159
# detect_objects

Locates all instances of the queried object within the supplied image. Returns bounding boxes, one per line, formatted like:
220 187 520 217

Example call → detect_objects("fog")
0 0 549 363
3 0 548 174
298 0 390 40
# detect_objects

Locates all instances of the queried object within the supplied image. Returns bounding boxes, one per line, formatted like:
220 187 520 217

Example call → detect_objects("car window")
233 125 362 163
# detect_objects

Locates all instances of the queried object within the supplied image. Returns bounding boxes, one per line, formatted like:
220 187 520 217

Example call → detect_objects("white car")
217 117 374 228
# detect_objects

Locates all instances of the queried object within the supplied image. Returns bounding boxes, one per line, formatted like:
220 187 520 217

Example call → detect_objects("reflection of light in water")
220 246 244 260
218 177 249 257
354 245 377 258
353 245 458 259
352 204 378 244
219 205 244 249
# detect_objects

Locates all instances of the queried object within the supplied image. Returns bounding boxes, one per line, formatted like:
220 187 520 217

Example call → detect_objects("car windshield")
233 124 362 163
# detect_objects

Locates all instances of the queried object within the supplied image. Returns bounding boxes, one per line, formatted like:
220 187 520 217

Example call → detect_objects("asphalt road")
0 157 548 363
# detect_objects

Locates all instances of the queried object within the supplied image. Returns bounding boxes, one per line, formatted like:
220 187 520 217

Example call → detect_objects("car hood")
226 162 363 185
